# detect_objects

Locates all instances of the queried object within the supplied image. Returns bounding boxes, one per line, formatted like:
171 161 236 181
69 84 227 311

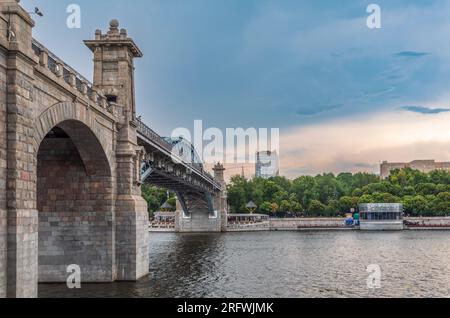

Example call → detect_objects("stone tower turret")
213 162 225 184
213 163 228 231
84 19 143 122
84 20 149 281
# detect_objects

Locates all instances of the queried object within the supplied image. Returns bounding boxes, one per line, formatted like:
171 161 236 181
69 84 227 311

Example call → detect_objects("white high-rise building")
255 151 279 179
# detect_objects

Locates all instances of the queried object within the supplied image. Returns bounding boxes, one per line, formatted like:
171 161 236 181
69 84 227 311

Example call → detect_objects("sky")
21 0 450 178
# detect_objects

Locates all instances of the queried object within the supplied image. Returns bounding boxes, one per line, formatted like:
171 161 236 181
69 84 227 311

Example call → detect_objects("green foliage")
226 168 450 217
308 200 327 216
141 184 175 217
259 202 273 214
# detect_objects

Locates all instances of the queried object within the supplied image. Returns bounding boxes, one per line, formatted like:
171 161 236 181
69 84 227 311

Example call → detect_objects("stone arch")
33 101 113 170
36 114 116 282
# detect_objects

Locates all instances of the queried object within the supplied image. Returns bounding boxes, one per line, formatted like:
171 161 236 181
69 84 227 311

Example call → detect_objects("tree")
358 194 374 205
401 186 415 196
292 176 319 207
259 202 272 214
433 192 450 216
352 188 363 197
364 182 389 195
226 168 449 218
372 192 401 203
338 196 355 213
308 200 327 216
273 190 289 206
407 195 428 216
271 203 279 213
227 176 248 213
337 172 354 196
415 183 437 195
141 184 173 216
291 201 304 213
280 200 292 212
326 199 340 216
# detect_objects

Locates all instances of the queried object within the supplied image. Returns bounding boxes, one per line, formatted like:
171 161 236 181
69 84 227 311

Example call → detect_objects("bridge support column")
115 149 149 281
175 192 222 233
175 163 228 233
115 195 149 280
1 1 38 298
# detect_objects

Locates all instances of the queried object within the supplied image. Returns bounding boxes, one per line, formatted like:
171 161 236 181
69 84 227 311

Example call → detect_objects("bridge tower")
84 20 149 281
213 163 228 232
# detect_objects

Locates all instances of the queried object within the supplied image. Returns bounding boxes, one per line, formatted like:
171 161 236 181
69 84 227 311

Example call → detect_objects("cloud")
296 103 343 116
279 110 450 177
401 106 450 114
395 51 429 58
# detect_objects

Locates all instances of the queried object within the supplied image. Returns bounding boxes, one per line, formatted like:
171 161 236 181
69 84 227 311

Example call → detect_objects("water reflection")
39 231 450 298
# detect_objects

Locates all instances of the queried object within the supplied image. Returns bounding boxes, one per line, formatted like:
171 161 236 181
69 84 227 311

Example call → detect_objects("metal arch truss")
136 119 222 192
137 119 221 218
141 160 154 181
176 192 191 218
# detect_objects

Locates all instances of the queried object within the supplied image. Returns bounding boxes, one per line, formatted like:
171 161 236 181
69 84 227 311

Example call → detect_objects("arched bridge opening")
37 120 114 283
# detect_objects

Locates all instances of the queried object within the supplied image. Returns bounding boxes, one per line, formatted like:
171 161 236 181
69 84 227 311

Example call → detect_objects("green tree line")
141 184 176 217
227 168 450 217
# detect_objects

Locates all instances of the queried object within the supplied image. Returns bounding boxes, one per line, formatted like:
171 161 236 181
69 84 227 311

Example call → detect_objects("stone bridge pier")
0 1 149 298
175 163 228 233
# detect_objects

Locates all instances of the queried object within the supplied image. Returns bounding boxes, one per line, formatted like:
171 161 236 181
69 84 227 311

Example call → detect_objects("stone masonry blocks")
37 137 114 282
115 195 149 281
1 0 149 298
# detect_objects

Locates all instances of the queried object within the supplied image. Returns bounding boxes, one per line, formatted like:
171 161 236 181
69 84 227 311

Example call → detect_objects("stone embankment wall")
269 218 347 230
404 217 450 229
224 218 348 232
223 217 450 232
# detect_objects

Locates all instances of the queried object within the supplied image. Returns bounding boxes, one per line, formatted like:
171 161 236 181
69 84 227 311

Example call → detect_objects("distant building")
256 151 279 179
380 160 450 179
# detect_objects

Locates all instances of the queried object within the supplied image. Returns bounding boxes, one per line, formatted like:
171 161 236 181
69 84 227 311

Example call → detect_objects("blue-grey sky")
22 0 450 176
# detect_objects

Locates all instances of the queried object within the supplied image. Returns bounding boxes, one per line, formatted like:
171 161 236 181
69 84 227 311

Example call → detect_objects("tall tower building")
255 151 280 179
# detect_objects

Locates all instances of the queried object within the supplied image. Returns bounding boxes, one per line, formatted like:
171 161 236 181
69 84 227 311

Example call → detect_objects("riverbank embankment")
149 217 450 232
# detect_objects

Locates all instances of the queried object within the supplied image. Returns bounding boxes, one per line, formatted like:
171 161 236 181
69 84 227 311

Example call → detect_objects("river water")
39 231 450 298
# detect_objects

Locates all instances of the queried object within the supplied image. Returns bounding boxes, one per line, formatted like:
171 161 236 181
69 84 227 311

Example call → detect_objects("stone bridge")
0 0 226 298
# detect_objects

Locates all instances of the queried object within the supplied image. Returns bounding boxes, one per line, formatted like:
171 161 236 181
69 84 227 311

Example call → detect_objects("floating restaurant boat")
359 203 404 231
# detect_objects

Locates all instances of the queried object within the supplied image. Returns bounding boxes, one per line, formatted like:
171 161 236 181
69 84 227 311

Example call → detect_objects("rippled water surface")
39 231 450 298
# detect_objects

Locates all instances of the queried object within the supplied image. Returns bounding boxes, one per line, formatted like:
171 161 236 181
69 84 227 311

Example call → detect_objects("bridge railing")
136 119 221 190
136 119 173 153
31 38 112 114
